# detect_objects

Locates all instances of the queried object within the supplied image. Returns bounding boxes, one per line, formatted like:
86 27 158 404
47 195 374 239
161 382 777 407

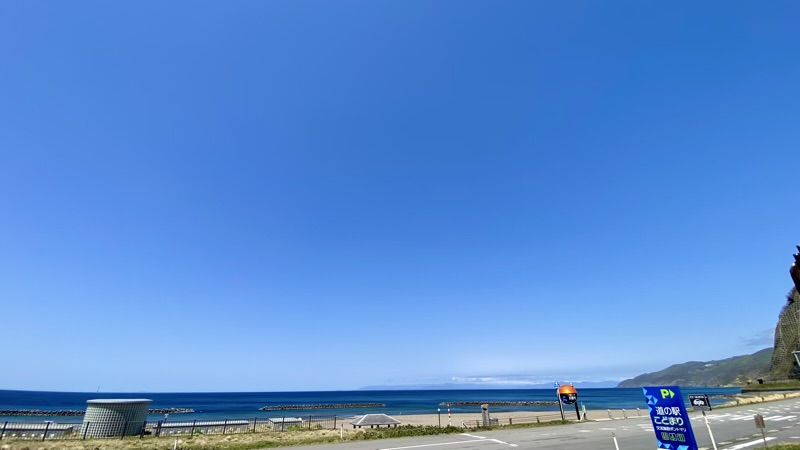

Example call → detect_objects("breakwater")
440 401 559 407
259 403 386 411
148 408 195 414
0 407 194 417
0 410 84 416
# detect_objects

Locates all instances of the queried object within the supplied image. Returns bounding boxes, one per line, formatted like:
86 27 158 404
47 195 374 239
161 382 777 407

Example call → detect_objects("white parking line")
772 415 797 421
376 434 513 450
378 440 486 450
727 437 776 450
459 433 517 448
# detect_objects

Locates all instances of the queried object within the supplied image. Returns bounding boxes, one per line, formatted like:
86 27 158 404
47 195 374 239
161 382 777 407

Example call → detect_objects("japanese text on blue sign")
643 386 698 450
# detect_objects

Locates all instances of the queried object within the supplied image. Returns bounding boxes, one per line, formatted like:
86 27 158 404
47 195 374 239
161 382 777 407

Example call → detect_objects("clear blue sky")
1 1 799 392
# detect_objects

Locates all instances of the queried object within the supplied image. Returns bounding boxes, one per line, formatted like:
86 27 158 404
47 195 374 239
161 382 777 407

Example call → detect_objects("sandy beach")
390 410 575 427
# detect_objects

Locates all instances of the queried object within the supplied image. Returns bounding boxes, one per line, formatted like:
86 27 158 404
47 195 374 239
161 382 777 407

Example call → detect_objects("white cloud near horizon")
742 329 774 348
448 374 620 386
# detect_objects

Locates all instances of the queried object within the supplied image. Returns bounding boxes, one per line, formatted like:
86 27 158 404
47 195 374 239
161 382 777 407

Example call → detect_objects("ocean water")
0 387 741 423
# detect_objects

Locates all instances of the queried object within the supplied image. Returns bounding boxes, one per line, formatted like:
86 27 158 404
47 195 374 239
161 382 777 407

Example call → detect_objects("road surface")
276 397 800 450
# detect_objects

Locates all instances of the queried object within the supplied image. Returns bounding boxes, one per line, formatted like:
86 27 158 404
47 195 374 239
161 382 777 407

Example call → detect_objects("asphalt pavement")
274 397 800 450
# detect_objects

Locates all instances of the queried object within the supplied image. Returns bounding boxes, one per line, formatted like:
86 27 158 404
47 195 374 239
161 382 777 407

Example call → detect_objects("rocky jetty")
149 408 194 414
0 410 84 416
260 403 386 411
439 401 559 407
0 407 194 416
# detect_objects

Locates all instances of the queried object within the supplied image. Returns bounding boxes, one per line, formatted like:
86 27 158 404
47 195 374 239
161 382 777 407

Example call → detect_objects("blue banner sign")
642 386 698 450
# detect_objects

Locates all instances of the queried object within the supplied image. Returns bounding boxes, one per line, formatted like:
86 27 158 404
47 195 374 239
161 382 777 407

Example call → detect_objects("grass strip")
0 421 573 450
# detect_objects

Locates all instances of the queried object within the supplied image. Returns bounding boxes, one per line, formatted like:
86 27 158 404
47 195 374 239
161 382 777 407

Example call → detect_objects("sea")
0 387 741 423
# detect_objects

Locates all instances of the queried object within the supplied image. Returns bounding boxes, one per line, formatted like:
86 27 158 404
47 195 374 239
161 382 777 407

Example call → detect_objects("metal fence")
0 415 342 442
0 412 580 442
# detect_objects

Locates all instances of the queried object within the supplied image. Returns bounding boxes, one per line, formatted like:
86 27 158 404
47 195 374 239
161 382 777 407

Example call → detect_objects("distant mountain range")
358 381 619 390
359 349 774 391
616 348 773 388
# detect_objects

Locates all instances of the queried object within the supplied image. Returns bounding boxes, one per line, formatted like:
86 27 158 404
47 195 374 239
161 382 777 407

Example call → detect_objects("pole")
557 389 565 421
702 411 718 450
761 427 769 448
42 422 51 441
438 409 441 427
0 421 6 440
340 424 343 440
448 404 451 427
612 432 620 450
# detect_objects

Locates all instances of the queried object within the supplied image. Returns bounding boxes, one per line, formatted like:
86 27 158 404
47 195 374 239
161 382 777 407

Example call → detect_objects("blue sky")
1 1 799 392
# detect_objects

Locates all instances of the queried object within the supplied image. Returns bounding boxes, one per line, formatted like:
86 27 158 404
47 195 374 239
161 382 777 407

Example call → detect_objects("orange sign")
558 385 578 404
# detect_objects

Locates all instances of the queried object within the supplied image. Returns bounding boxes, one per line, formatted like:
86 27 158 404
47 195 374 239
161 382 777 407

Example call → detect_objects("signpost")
688 395 711 411
643 386 699 450
689 394 717 450
556 383 580 421
755 414 768 448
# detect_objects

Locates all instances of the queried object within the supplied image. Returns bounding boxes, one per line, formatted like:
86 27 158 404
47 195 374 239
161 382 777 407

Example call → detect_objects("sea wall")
721 391 800 406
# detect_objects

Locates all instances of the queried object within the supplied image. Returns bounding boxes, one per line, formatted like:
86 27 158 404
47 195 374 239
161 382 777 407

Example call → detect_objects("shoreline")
1 394 799 450
2 390 788 425
346 392 800 426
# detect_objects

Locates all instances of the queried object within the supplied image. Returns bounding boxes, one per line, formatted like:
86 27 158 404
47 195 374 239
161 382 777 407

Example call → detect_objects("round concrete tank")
82 399 152 438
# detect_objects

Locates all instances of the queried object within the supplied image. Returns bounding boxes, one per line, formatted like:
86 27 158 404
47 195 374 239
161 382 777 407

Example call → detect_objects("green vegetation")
502 420 571 430
0 420 574 450
350 425 465 440
617 348 772 388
